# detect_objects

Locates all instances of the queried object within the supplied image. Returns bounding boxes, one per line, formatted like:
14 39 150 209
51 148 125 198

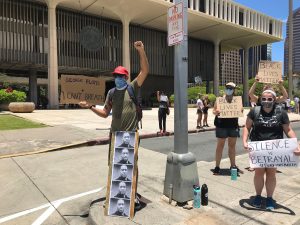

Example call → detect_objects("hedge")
0 89 26 103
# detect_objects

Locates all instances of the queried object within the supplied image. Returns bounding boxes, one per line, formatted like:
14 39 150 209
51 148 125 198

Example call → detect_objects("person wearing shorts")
212 82 242 175
243 89 300 210
202 95 210 127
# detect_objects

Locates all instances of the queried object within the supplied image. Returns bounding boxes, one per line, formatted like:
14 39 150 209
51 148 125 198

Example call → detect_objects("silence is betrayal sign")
60 75 106 105
248 138 299 168
257 61 282 84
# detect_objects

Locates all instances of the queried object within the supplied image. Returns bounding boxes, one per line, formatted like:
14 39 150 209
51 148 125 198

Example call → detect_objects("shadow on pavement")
239 196 296 215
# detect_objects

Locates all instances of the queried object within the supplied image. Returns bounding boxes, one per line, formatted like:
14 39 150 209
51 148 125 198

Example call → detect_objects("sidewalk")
1 107 300 157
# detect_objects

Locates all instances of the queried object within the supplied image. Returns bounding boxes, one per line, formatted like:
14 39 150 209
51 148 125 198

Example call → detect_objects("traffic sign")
168 2 183 46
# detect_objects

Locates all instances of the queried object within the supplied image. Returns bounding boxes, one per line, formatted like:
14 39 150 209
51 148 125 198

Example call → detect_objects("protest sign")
257 61 282 84
248 138 299 168
216 96 243 118
105 131 139 219
60 75 106 105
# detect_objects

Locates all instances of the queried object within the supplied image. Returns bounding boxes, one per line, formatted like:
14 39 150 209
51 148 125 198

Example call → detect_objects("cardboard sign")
248 138 299 168
257 61 282 84
60 75 106 105
105 131 139 219
216 96 243 118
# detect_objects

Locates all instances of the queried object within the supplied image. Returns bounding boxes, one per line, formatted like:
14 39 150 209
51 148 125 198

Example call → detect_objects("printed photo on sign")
109 198 130 217
110 181 132 199
248 138 299 168
115 131 135 149
112 164 133 181
114 147 134 165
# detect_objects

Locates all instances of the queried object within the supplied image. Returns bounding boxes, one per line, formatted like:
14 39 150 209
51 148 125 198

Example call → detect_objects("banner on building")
216 96 243 118
60 75 106 105
257 61 282 84
248 138 299 168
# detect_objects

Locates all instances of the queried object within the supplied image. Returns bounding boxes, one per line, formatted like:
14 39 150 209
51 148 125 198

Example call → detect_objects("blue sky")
235 0 300 62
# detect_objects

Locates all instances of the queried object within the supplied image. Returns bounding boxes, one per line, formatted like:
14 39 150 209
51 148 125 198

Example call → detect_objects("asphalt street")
140 121 300 162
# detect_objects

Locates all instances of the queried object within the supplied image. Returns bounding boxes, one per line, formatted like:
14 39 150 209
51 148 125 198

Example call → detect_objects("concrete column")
220 0 223 19
210 0 214 16
122 19 131 81
228 3 231 22
224 0 227 20
47 1 59 109
254 12 257 30
251 12 254 28
243 47 250 106
29 70 38 106
236 6 239 24
247 10 250 28
195 0 199 11
232 4 236 23
243 9 246 27
215 0 219 18
213 41 220 96
205 0 209 14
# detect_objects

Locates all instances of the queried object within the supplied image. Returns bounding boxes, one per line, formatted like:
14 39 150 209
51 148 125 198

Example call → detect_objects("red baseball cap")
112 66 129 78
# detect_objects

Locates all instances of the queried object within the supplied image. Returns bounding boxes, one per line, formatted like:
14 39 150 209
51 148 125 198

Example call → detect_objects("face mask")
225 89 234 96
115 77 127 90
261 101 274 109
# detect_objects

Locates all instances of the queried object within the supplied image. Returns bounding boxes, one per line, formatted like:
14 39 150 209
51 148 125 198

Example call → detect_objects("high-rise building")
284 7 300 75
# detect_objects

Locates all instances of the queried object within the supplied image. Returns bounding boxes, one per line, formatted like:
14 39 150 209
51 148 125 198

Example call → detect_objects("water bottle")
231 168 237 180
201 184 208 206
193 185 201 208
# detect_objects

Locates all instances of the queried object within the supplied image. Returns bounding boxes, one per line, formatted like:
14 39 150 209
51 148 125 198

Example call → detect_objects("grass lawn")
0 114 47 130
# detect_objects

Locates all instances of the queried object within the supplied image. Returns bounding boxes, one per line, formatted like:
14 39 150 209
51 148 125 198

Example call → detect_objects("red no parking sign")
168 2 184 46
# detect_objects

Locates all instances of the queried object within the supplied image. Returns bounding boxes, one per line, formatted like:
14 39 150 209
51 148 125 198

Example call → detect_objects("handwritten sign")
217 96 243 118
60 75 106 105
248 138 299 168
168 3 183 46
257 61 282 84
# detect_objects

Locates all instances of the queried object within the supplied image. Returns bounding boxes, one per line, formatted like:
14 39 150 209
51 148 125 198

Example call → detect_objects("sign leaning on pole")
168 2 183 46
257 61 282 84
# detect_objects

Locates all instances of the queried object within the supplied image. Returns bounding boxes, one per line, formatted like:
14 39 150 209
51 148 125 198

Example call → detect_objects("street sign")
167 2 183 46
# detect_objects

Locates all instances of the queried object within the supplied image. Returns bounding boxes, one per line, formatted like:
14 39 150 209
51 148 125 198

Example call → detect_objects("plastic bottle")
193 185 201 208
231 168 237 180
201 184 208 206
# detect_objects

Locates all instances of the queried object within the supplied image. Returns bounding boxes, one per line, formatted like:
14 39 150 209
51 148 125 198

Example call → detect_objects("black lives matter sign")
217 96 243 118
60 75 106 105
257 61 282 84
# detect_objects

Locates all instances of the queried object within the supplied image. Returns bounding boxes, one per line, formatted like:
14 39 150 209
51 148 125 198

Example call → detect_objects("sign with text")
60 75 106 105
257 61 282 84
216 96 243 118
168 2 183 46
248 138 299 168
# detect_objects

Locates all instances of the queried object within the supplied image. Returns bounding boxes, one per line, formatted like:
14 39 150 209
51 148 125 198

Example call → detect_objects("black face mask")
261 101 274 109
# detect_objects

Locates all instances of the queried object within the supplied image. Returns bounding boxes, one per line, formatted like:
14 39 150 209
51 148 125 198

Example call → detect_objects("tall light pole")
288 0 293 98
163 0 199 203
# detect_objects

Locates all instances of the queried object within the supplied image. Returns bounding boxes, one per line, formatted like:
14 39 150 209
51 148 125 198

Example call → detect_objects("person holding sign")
157 90 169 134
243 89 300 210
212 82 243 175
248 76 288 107
79 41 149 210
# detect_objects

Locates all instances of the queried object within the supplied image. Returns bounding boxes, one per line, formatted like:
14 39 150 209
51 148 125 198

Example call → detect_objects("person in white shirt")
196 94 204 129
157 91 169 134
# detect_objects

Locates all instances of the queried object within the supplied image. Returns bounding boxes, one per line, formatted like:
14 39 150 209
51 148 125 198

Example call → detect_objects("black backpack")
108 85 143 129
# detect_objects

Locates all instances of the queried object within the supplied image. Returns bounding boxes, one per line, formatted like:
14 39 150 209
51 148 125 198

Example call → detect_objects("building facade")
0 0 283 107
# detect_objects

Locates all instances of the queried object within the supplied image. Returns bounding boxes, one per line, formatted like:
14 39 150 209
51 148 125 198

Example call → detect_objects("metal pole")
163 0 199 203
288 0 293 98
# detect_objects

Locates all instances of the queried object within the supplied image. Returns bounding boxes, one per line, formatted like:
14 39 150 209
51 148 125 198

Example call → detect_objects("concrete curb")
3 119 300 159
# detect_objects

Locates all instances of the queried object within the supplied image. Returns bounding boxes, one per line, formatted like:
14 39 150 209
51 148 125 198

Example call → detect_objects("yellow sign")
257 61 282 84
60 75 106 105
217 96 243 118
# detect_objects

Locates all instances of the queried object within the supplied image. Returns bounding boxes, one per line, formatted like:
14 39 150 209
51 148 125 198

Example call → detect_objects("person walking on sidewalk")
157 90 169 134
202 95 210 127
243 89 300 210
212 82 242 175
196 94 204 129
79 41 149 209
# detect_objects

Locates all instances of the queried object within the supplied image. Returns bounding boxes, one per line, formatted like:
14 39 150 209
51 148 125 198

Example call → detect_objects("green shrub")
0 89 26 103
169 94 174 103
207 94 216 105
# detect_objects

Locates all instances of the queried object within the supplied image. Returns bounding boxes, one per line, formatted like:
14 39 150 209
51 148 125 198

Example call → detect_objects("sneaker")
196 126 200 129
252 195 262 208
266 197 275 210
213 166 220 175
135 195 142 210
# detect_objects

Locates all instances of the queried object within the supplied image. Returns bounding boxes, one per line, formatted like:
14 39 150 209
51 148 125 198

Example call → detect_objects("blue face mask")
225 89 234 96
115 77 127 90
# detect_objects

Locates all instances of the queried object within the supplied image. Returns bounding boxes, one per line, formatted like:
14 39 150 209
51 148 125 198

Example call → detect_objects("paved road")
140 121 300 162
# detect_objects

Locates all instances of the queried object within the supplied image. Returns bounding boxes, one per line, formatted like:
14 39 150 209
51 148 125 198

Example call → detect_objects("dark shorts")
215 127 240 138
197 109 203 114
203 107 208 114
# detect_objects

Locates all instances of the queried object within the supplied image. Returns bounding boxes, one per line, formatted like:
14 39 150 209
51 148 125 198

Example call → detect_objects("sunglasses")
261 97 273 101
